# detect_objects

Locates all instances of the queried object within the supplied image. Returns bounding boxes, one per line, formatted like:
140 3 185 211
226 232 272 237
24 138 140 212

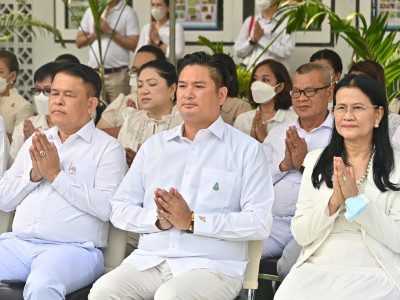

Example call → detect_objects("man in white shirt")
89 52 274 300
76 0 140 103
262 62 334 279
0 63 126 299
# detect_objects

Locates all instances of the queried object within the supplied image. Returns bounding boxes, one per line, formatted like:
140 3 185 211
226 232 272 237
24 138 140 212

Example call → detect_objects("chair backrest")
0 211 13 234
243 240 263 290
103 223 127 273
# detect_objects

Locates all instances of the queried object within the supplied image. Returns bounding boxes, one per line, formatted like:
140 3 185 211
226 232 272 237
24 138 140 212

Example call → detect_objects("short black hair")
213 53 239 97
310 49 343 75
177 51 230 90
137 45 166 61
55 54 80 64
34 62 60 83
52 63 102 98
0 50 19 75
138 60 177 88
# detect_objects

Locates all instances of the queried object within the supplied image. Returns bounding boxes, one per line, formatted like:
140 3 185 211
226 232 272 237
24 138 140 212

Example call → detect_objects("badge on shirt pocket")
196 168 236 209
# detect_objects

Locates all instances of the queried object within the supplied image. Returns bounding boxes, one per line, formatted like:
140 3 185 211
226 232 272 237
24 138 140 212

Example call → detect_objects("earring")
171 96 175 101
374 123 379 128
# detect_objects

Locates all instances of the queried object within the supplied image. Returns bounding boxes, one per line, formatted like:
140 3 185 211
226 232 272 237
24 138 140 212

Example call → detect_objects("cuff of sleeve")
25 170 42 187
191 213 213 235
345 194 370 222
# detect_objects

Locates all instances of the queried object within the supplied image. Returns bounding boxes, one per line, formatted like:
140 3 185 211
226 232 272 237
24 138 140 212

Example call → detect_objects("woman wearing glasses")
9 62 59 163
275 74 400 299
0 50 33 143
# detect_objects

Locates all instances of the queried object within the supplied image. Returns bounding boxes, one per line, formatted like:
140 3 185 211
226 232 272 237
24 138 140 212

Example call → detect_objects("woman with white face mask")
234 59 297 142
9 62 59 163
0 50 34 143
135 0 185 60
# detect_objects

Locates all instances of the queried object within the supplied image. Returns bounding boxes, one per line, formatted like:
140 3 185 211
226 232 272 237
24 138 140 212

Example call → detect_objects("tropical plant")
0 12 65 46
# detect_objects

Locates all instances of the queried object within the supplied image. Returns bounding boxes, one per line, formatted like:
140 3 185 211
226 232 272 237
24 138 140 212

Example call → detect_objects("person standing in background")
76 0 140 103
234 0 295 71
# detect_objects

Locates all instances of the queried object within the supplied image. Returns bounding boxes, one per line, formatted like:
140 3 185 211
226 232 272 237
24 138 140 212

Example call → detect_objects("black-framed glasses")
30 88 51 96
331 104 379 115
290 85 331 98
127 67 139 77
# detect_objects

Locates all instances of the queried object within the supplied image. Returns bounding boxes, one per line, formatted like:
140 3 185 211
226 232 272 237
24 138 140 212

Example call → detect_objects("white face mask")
251 81 280 104
0 73 13 94
151 8 167 21
255 0 272 11
129 74 138 91
34 93 49 115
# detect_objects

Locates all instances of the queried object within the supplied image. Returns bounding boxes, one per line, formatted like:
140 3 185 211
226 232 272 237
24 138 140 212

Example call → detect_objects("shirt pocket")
196 168 236 209
66 161 97 188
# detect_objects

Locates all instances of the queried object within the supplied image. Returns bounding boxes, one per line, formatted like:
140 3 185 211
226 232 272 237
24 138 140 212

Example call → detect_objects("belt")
95 66 127 74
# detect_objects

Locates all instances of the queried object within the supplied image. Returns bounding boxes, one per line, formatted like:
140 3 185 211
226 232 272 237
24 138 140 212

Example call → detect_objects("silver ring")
342 176 347 181
39 150 46 157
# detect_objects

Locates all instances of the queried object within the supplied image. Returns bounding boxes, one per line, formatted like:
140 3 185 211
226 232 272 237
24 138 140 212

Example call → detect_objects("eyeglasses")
290 85 331 98
30 88 51 96
127 67 139 77
331 104 379 115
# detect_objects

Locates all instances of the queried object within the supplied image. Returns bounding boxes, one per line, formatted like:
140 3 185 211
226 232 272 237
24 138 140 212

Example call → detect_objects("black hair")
55 54 80 64
138 60 177 88
310 49 343 75
247 59 292 109
213 53 239 97
0 50 19 75
177 51 230 91
52 63 102 98
34 62 60 83
137 45 167 61
312 74 399 192
348 60 386 91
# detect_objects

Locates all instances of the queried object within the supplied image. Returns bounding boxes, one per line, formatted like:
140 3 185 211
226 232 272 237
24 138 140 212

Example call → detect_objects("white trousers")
0 234 104 300
89 261 242 300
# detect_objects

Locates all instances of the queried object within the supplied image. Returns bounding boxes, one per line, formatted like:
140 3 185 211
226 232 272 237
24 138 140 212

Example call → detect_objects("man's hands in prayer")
23 119 36 141
29 131 61 182
280 126 308 172
154 187 192 231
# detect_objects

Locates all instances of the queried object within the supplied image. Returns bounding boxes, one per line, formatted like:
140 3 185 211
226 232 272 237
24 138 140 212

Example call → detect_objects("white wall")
31 0 372 76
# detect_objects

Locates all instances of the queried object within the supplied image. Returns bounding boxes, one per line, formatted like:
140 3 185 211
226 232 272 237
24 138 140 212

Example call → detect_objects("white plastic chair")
242 240 263 300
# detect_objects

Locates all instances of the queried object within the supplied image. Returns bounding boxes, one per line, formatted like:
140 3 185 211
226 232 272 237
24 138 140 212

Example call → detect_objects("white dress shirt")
80 1 140 68
135 21 185 59
234 108 297 138
10 114 50 161
118 105 183 152
234 13 295 70
0 115 9 177
111 117 274 279
0 120 126 247
262 113 333 217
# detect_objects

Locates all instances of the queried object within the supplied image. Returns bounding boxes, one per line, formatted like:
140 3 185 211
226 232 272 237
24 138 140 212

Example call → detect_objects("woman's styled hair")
247 59 292 110
138 60 177 88
0 50 19 75
312 74 399 192
348 60 386 92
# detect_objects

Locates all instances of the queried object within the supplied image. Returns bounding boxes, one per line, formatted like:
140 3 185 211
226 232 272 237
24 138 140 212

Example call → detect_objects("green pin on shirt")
213 182 220 191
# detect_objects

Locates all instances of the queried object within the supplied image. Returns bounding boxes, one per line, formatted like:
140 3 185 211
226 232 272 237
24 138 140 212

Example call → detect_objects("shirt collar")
166 116 225 141
294 110 334 132
48 119 96 143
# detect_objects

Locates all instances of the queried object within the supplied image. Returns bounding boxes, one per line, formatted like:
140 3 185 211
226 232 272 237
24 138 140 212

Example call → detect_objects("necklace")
356 153 373 186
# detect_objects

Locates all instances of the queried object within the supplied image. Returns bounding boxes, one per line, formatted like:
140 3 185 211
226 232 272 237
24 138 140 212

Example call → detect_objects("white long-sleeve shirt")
111 117 274 279
262 113 333 217
135 20 185 59
234 13 295 70
0 115 9 176
0 120 126 247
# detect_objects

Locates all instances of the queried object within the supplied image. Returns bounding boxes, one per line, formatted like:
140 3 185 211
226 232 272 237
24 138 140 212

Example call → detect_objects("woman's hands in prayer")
251 110 267 143
23 119 36 141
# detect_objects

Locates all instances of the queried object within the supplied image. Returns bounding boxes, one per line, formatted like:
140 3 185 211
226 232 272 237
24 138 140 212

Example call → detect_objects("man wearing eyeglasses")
261 62 334 279
9 62 59 164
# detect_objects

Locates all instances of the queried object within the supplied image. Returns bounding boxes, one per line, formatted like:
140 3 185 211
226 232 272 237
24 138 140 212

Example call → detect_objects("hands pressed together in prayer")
251 110 267 143
252 21 264 44
29 131 60 183
154 187 192 231
329 157 359 215
149 22 161 45
23 119 36 141
280 126 308 172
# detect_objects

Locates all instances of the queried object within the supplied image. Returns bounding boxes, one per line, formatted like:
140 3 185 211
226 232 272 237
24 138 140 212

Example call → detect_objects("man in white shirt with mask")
9 62 59 163
0 63 126 299
89 52 274 300
96 45 166 138
261 62 334 276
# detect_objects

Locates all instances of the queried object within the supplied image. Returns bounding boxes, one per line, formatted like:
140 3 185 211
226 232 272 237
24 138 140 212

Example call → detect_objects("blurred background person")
96 45 166 138
276 74 400 299
234 0 295 70
0 50 34 143
310 49 343 85
234 59 296 142
136 0 185 60
213 54 252 125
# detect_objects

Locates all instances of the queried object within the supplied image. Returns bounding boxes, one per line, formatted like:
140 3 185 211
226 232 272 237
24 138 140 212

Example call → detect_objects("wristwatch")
186 211 194 233
157 40 164 47
248 36 256 45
